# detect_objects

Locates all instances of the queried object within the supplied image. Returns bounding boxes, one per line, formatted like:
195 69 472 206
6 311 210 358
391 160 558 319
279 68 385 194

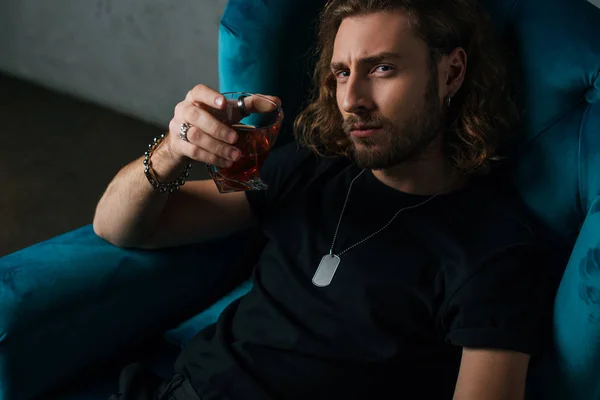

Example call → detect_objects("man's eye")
335 71 350 79
375 65 394 73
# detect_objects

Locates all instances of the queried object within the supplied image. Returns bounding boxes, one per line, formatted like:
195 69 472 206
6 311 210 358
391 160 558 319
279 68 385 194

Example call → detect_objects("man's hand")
166 84 281 169
453 348 530 400
93 84 280 249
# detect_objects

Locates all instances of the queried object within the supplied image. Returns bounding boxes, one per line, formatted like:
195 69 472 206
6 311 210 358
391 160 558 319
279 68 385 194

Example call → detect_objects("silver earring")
446 96 452 107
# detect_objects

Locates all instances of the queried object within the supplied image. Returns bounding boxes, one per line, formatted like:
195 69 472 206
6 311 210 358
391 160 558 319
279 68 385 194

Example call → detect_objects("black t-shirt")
175 143 553 399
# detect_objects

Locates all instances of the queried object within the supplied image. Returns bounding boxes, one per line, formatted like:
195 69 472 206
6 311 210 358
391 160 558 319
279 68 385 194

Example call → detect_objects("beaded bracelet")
143 133 193 194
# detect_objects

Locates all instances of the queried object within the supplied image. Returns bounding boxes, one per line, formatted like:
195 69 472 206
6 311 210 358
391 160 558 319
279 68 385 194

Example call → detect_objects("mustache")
342 114 392 133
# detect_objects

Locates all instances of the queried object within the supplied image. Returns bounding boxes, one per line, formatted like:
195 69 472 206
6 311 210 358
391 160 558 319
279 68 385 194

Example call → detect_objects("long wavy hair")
293 0 518 174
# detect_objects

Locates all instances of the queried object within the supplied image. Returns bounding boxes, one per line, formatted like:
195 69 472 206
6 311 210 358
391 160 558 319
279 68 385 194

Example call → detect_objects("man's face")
332 11 446 169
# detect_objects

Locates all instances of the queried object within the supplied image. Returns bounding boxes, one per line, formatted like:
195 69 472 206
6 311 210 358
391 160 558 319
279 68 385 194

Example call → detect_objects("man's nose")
341 76 374 114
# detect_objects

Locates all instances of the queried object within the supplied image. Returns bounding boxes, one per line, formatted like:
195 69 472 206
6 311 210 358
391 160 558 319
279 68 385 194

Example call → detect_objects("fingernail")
224 160 233 168
215 97 224 107
230 150 241 161
228 131 238 144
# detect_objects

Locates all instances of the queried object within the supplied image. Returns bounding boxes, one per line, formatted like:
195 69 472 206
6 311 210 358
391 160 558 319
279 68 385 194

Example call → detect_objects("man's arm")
93 151 256 249
442 241 554 400
93 84 276 249
453 348 530 400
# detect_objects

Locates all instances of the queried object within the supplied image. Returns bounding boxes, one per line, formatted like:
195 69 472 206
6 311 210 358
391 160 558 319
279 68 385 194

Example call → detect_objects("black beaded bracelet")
143 133 193 194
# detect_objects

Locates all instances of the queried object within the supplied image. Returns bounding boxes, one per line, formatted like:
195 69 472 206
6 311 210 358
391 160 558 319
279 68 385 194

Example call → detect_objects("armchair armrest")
0 225 265 400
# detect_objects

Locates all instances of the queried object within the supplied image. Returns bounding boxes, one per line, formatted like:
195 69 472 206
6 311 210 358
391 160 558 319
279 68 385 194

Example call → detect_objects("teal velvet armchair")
1 0 600 399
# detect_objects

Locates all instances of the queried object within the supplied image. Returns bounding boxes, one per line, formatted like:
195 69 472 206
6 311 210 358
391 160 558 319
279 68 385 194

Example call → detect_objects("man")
95 0 553 399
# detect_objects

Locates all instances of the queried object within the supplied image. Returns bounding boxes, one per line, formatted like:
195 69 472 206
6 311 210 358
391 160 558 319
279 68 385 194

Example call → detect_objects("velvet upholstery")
0 0 599 398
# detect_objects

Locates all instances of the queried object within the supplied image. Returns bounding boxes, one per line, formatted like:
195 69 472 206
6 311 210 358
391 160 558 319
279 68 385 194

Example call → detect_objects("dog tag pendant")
312 254 341 287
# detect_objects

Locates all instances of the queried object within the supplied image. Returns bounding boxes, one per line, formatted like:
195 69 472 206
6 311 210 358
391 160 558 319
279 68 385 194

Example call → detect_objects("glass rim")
221 91 284 128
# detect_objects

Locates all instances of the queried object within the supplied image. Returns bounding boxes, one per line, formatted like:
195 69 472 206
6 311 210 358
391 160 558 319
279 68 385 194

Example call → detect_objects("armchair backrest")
218 0 600 398
219 0 324 148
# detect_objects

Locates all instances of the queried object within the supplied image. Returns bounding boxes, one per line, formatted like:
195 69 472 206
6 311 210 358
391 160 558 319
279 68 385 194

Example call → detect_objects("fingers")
185 146 234 169
184 85 282 116
186 84 228 111
167 125 237 169
214 94 281 125
177 102 238 144
167 84 282 168
185 124 240 163
169 103 241 168
243 94 282 114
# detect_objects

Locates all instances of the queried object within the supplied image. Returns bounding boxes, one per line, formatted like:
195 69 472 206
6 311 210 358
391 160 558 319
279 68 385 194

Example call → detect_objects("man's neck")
370 149 468 196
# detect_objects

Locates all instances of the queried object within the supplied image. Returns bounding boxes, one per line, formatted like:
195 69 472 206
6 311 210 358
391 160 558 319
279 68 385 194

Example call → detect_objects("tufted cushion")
550 198 600 399
218 0 324 148
484 1 600 397
495 0 600 139
579 103 600 209
519 102 600 398
512 108 584 240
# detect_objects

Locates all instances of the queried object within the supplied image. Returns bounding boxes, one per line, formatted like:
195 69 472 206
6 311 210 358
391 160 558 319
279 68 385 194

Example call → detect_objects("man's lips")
349 126 383 138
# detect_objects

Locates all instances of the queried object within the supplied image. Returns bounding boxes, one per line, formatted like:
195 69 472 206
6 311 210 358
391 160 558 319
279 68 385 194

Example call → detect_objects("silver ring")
179 122 191 142
237 95 250 118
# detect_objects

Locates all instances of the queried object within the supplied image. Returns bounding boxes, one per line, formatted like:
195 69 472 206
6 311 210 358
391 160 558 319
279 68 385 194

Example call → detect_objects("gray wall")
0 0 228 127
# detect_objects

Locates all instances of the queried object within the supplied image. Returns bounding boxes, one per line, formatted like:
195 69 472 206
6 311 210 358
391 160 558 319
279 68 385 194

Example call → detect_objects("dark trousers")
108 362 201 400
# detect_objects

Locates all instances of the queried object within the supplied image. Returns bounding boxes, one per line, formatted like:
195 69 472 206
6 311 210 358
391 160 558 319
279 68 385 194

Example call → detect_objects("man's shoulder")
250 143 350 212
263 143 316 173
268 142 313 161
263 143 349 182
439 176 551 304
452 175 544 262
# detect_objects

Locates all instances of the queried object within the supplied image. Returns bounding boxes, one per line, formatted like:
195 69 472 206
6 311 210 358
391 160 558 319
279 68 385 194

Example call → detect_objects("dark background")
0 72 211 257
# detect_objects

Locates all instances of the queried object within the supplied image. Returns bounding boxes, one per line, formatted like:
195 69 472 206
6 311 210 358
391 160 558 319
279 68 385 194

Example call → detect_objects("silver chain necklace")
312 169 441 287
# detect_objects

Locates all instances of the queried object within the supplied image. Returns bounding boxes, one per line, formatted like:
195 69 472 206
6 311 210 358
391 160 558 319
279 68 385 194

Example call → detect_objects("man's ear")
442 47 467 98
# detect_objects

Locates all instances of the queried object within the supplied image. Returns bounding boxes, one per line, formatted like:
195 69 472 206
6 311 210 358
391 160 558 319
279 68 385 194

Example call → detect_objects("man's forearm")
93 144 185 248
453 348 529 400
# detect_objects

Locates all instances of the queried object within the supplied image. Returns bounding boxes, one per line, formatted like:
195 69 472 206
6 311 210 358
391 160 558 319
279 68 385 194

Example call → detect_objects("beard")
342 73 445 170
